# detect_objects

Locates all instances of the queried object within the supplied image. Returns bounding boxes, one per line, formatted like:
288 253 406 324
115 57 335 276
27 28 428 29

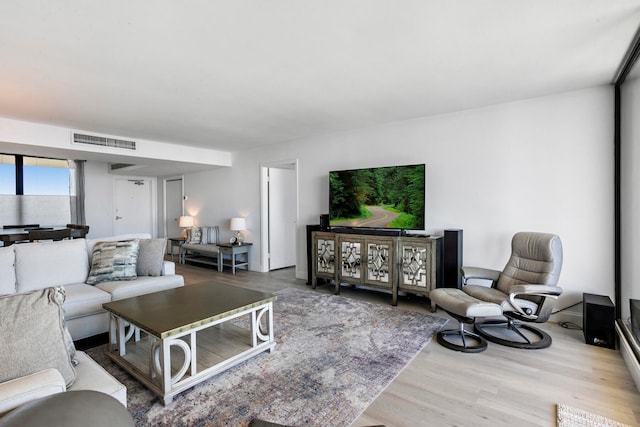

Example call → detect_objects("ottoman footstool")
429 288 503 353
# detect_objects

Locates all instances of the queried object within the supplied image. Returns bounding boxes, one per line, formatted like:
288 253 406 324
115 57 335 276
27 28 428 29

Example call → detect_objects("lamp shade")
178 215 194 228
230 217 246 231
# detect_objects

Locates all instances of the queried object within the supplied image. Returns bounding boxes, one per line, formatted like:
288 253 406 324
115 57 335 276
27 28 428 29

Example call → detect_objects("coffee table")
102 283 276 405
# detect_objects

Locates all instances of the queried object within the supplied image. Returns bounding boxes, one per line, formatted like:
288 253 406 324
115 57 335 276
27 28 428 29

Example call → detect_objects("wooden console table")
311 230 442 305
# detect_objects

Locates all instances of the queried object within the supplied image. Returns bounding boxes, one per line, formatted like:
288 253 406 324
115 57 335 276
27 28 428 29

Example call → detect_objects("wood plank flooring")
175 261 640 426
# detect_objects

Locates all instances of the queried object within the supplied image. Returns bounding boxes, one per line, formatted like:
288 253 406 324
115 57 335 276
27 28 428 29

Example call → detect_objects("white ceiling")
1 1 639 158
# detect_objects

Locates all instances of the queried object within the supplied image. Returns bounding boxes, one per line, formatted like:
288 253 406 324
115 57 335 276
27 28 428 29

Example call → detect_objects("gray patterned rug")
87 288 447 427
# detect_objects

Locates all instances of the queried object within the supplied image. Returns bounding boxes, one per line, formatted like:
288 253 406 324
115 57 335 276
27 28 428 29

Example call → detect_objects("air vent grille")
110 163 137 170
73 132 136 150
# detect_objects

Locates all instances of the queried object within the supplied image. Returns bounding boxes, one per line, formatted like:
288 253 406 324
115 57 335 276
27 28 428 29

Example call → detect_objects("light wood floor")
174 261 640 427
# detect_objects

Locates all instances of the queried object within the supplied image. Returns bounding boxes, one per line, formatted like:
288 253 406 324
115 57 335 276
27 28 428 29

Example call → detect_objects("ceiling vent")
110 163 137 170
72 132 136 151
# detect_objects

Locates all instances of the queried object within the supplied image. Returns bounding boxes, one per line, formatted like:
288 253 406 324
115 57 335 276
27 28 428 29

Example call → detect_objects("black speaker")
306 224 322 285
443 229 463 288
319 214 330 231
583 293 615 349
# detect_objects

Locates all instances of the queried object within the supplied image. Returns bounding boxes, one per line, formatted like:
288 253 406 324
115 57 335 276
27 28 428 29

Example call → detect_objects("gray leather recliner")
462 232 563 349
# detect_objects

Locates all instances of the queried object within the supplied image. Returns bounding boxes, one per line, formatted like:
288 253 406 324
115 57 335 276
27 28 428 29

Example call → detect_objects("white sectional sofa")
0 234 185 416
0 233 184 340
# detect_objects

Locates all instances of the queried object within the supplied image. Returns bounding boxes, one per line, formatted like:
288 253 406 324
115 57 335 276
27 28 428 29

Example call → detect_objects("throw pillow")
137 238 167 277
0 287 77 387
187 227 202 244
86 239 140 285
200 226 218 245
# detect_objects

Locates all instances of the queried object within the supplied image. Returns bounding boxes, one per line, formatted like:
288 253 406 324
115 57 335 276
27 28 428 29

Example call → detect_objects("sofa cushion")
182 243 219 255
96 275 184 301
86 240 140 285
137 238 166 277
0 368 66 416
62 284 112 320
0 246 16 295
0 287 77 388
14 239 89 294
69 352 127 407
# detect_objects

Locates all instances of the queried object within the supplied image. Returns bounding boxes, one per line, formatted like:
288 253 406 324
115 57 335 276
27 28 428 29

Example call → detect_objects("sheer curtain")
68 160 86 225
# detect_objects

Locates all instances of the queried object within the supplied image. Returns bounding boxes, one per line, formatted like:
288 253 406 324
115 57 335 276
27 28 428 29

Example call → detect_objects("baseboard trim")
550 310 582 326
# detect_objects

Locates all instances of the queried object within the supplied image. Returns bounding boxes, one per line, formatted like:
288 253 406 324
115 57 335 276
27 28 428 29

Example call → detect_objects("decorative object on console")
178 216 194 238
230 217 247 244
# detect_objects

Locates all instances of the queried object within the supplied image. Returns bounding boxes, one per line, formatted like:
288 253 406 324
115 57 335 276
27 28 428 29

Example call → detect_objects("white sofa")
0 233 185 340
0 234 185 416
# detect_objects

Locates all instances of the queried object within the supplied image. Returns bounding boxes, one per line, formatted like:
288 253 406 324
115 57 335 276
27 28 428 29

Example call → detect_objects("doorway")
260 160 298 273
113 176 155 235
164 177 184 239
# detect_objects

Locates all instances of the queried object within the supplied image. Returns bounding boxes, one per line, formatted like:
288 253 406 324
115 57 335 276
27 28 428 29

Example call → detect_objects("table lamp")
178 215 194 238
230 217 247 244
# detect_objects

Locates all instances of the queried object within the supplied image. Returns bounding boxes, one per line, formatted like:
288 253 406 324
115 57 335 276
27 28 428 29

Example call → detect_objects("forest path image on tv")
329 164 425 230
332 205 400 228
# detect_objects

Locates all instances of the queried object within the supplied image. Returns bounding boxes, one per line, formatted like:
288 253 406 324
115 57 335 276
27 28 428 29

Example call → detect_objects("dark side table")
167 237 186 262
217 242 252 274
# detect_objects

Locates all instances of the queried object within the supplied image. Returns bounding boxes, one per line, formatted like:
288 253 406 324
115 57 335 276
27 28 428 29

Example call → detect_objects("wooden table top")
103 283 276 338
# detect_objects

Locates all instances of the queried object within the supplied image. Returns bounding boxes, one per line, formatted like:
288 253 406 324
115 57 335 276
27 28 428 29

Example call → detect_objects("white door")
165 178 183 238
268 167 296 270
114 177 153 235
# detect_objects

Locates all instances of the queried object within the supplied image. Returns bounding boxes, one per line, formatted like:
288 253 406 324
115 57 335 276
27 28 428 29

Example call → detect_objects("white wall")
184 86 614 310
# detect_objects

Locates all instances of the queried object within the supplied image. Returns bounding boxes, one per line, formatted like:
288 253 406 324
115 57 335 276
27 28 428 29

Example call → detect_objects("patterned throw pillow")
188 227 202 244
86 239 140 285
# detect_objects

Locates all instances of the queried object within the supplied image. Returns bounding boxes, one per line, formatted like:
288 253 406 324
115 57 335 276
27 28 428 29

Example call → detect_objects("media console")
310 228 442 305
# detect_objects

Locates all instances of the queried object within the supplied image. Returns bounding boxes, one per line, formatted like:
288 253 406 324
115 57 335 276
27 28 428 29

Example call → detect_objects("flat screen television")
329 163 425 230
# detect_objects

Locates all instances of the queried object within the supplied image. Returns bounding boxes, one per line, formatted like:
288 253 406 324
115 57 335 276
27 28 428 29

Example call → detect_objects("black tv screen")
329 164 425 230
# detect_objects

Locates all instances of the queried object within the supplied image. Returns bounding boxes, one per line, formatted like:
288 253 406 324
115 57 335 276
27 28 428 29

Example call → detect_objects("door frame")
163 175 185 238
260 159 299 274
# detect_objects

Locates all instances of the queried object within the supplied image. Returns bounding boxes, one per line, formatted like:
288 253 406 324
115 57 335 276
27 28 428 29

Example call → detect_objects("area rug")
87 288 447 427
556 404 632 427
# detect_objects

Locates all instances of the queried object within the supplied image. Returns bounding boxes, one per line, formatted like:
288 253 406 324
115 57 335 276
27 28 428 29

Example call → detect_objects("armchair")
462 232 563 349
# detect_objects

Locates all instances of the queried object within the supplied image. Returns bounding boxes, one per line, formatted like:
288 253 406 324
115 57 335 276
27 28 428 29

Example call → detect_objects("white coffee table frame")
104 285 276 405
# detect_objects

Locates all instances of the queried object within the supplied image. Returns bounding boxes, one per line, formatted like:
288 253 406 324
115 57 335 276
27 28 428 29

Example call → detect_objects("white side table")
217 242 252 274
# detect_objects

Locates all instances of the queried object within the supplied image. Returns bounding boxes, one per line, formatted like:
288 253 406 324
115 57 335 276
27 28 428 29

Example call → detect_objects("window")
0 155 16 195
23 157 70 195
0 154 70 196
